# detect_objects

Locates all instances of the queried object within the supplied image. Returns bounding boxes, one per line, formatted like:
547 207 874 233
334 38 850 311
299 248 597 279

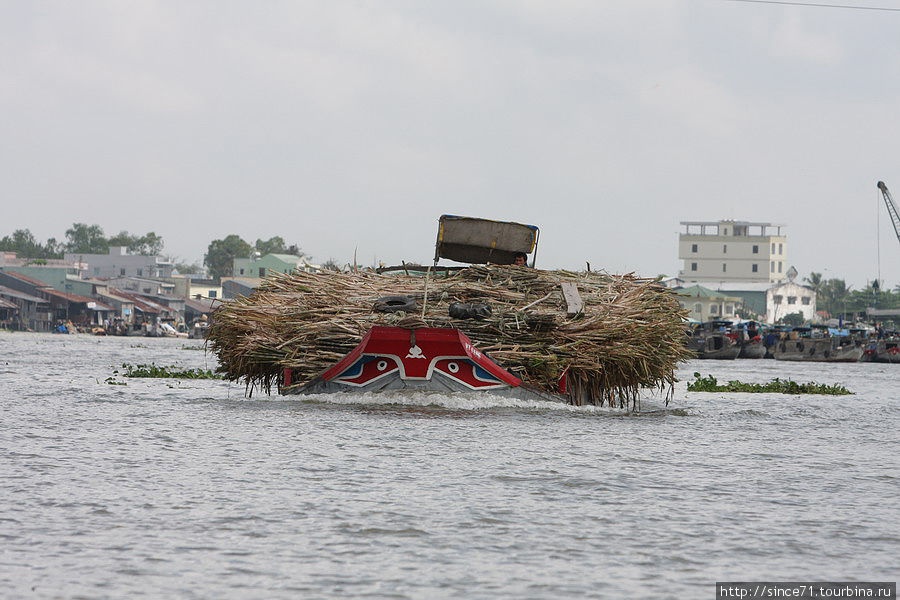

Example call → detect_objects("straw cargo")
207 265 693 408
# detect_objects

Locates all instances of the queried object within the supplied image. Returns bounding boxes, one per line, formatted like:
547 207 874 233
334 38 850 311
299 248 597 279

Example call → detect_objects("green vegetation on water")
118 363 221 379
687 373 852 395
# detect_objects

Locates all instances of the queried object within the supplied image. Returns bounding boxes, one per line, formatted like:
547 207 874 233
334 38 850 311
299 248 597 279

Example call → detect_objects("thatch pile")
207 265 693 407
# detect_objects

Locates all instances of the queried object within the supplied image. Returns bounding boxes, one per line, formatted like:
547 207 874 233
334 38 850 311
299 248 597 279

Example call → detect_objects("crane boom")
876 181 900 248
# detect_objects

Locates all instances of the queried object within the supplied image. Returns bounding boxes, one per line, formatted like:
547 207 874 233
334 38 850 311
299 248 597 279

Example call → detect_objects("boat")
735 321 766 359
279 216 572 402
686 320 741 359
189 320 209 339
773 326 863 362
231 215 693 408
862 337 900 364
284 325 565 402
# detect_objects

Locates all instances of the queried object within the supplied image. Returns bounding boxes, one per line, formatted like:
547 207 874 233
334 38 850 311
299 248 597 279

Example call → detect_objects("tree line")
0 224 164 259
0 226 306 280
803 272 900 317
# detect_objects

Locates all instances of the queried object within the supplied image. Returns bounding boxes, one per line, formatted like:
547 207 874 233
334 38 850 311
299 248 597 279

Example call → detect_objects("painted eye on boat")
377 360 388 371
447 362 459 373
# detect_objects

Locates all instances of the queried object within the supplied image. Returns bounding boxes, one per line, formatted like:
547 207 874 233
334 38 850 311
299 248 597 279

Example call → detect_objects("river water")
1 332 897 599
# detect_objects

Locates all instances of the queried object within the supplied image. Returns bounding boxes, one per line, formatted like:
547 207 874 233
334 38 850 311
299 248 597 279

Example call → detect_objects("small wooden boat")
862 338 900 364
697 334 741 359
686 320 741 359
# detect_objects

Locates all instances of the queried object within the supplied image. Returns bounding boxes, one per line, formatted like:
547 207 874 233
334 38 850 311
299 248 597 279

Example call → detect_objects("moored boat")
773 327 863 362
687 320 741 359
862 337 900 364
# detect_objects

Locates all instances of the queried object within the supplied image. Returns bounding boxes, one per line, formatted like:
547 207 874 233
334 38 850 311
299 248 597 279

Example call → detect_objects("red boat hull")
280 326 565 402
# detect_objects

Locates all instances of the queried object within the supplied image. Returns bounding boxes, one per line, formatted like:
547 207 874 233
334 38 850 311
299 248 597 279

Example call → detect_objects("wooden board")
560 282 583 316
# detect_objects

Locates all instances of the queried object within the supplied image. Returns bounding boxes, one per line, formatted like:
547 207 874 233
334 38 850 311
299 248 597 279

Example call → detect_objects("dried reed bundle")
207 266 693 407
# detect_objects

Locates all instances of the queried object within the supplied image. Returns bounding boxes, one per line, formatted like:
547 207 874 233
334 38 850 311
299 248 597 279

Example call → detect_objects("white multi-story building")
678 220 787 283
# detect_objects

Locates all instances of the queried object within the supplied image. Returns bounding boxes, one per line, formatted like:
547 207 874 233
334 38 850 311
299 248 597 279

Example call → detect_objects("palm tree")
822 278 851 318
804 272 823 293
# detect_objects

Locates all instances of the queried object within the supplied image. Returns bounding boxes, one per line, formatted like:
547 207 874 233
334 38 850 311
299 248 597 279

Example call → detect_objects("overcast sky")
3 0 900 288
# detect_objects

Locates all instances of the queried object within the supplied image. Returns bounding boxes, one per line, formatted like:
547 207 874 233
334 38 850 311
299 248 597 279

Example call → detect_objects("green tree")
819 278 851 317
204 235 253 279
253 236 304 257
65 223 108 254
803 272 823 293
0 229 65 259
780 312 805 326
0 229 38 256
107 231 164 255
254 236 287 255
134 232 164 255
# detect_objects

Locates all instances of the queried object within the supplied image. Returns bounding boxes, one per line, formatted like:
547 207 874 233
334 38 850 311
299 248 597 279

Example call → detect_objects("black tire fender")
373 295 417 313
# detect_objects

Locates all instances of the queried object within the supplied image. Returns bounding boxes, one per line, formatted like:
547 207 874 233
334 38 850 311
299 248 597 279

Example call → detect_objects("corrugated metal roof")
184 298 216 313
0 270 51 287
43 289 98 304
107 289 163 313
675 285 742 301
0 285 49 304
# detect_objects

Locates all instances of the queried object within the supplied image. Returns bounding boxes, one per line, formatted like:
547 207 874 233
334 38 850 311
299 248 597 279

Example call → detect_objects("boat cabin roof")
434 215 539 266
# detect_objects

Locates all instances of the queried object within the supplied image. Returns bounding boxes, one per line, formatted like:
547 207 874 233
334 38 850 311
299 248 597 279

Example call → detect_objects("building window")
778 262 782 273
752 264 758 273
679 302 686 309
143 288 151 293
723 244 727 253
771 243 776 253
779 243 783 254
259 267 266 277
725 304 734 315
94 267 100 275
208 291 217 298
771 262 775 273
691 244 698 253
774 295 783 305
801 296 810 305
691 263 698 271
137 268 143 277
788 296 797 305
694 303 702 313
710 304 719 315
723 228 728 236
239 268 244 275
120 268 126 276
752 245 758 254
722 263 727 272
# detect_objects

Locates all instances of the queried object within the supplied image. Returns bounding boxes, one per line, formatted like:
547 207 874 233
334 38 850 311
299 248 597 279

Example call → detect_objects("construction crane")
876 181 900 249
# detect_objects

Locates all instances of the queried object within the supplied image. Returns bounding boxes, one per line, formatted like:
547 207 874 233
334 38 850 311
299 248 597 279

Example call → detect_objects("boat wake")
292 390 675 414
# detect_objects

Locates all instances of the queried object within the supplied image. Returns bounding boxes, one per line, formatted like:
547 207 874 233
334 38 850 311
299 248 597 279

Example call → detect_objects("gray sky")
3 0 900 288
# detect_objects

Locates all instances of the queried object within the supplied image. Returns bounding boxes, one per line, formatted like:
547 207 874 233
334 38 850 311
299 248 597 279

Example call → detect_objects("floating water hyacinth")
687 373 853 395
